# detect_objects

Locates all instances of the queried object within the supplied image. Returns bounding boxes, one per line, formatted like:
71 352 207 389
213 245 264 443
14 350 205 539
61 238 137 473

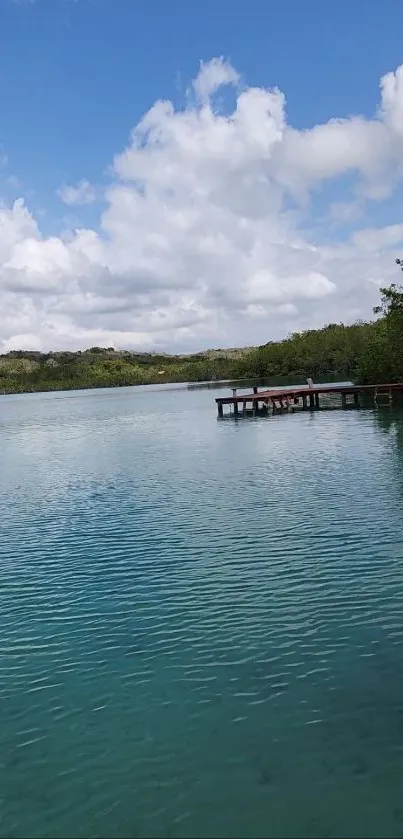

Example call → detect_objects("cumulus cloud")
57 179 96 206
192 56 240 102
1 58 403 353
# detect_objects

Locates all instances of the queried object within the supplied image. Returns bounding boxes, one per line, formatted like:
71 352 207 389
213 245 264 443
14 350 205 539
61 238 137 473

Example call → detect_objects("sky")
2 0 403 353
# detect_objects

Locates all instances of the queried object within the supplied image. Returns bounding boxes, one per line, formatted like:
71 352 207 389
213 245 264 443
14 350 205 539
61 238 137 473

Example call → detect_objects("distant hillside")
183 346 255 360
0 346 247 394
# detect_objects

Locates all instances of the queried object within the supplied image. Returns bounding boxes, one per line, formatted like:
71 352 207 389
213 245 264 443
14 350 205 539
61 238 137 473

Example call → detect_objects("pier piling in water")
216 382 403 419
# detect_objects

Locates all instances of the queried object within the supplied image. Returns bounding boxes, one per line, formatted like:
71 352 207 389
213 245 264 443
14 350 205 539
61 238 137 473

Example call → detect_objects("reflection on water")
1 385 403 838
188 375 316 391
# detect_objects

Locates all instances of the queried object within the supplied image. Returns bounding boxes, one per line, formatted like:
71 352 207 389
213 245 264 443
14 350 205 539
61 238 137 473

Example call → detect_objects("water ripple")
1 390 403 837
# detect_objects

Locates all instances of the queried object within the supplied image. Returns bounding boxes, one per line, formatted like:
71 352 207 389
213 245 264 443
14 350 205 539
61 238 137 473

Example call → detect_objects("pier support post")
389 388 393 405
243 400 246 416
315 394 320 410
233 400 239 417
302 394 307 409
342 393 347 409
354 391 359 408
218 402 223 417
309 394 315 409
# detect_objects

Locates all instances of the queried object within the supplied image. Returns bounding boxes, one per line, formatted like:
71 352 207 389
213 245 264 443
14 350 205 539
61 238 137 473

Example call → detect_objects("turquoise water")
2 384 403 839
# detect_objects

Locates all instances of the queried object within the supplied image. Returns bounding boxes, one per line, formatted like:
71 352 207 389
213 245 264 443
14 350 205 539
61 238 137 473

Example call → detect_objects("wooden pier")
216 382 403 418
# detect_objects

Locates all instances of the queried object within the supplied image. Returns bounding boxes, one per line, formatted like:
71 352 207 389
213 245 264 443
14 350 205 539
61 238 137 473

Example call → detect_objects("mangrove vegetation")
1 282 403 394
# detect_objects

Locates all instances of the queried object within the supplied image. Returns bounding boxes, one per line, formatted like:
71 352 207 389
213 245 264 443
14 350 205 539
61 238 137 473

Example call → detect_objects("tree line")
234 279 403 384
1 280 402 394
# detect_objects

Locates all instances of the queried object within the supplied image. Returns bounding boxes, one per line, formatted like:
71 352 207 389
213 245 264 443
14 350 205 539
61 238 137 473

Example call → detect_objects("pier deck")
215 382 403 417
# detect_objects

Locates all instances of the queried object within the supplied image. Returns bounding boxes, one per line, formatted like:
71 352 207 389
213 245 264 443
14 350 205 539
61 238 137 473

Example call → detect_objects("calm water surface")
1 384 403 838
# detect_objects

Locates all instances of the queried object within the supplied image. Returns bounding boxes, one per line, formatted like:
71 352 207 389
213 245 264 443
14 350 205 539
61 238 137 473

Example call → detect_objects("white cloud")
192 57 240 102
1 58 403 353
57 179 96 206
352 223 403 252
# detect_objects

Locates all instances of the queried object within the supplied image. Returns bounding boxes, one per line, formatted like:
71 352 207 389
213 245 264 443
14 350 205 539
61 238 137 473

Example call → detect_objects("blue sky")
2 0 403 201
1 0 403 351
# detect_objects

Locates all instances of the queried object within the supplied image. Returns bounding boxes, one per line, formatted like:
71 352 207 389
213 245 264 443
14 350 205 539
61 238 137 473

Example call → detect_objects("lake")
1 383 403 838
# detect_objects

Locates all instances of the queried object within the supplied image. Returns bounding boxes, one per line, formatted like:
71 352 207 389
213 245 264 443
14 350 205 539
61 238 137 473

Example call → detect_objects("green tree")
358 268 403 383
